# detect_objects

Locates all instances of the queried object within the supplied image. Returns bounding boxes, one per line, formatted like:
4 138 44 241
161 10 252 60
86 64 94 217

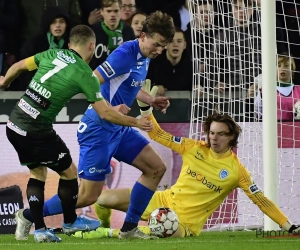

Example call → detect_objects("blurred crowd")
1 0 300 99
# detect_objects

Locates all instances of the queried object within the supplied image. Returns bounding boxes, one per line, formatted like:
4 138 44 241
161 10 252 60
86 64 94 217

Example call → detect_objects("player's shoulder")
109 39 139 64
117 39 139 56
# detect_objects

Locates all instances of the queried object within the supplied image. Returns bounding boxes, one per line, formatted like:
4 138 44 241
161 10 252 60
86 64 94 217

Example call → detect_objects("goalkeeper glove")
282 221 300 234
137 79 158 116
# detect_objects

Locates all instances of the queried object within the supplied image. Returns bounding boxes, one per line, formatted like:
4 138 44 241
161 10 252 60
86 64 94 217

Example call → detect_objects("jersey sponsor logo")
219 169 229 179
195 151 205 160
18 98 40 119
25 88 50 110
131 79 145 87
172 136 182 144
57 51 76 64
7 120 27 136
89 167 106 174
100 62 115 77
249 183 260 194
29 80 51 99
186 166 223 193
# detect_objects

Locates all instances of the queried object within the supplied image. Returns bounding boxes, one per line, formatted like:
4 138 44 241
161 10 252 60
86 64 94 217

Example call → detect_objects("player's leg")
114 129 166 238
43 120 120 215
6 127 61 242
34 132 100 237
95 188 131 227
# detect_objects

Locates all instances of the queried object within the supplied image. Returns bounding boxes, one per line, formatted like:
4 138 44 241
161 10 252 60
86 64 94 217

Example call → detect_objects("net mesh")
188 0 300 230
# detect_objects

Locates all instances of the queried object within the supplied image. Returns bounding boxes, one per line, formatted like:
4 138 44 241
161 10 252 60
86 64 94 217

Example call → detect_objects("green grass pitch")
0 231 300 250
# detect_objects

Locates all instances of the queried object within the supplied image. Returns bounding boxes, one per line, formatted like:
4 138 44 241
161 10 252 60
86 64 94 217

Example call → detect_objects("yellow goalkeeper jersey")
147 114 288 236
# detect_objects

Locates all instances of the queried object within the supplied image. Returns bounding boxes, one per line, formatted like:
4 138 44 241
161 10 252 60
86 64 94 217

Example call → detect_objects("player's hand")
156 85 167 96
137 79 158 115
137 115 153 132
112 104 131 115
151 96 170 114
0 76 7 89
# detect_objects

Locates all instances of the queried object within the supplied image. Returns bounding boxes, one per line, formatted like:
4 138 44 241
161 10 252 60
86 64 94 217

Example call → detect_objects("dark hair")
203 113 242 148
101 0 122 8
141 11 175 43
69 25 95 45
174 27 186 40
40 6 71 37
130 9 147 26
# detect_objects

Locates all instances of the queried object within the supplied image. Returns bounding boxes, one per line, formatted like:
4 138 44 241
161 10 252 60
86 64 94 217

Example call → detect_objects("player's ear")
89 42 95 52
140 32 146 41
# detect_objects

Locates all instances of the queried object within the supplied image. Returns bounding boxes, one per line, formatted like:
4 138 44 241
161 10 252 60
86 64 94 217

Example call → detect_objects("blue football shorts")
77 116 149 181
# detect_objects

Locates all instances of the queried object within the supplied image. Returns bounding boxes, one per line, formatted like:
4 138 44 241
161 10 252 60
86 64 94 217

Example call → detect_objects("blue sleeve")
96 47 133 82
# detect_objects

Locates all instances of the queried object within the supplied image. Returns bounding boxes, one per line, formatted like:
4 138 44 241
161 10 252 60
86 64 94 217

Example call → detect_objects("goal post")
188 0 300 231
260 0 278 231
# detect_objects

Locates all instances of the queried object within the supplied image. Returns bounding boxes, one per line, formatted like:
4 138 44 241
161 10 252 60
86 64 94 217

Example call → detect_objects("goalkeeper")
75 82 300 238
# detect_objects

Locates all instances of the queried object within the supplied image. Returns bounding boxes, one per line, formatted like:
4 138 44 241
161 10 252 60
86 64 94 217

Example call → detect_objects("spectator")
130 10 146 38
147 27 192 96
79 0 102 26
249 53 300 121
212 0 261 92
0 0 19 75
89 0 135 69
8 6 71 91
185 0 215 89
161 0 190 31
135 0 167 15
275 1 300 82
254 0 287 55
120 0 136 25
18 0 82 47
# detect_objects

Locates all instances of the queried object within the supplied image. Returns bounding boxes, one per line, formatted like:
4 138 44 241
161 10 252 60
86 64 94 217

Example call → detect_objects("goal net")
188 0 300 231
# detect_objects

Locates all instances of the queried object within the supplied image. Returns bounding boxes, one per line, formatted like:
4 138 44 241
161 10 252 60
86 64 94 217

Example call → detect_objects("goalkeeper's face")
140 32 169 59
208 122 235 154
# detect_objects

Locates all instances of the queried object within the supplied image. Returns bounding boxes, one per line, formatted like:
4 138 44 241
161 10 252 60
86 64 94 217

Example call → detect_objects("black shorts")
6 126 72 172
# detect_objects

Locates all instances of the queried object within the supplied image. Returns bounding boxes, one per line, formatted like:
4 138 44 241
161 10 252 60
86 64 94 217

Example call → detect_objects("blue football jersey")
83 39 150 131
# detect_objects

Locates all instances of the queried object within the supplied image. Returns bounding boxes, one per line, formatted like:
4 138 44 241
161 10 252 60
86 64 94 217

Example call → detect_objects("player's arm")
136 81 170 114
0 56 36 88
91 99 152 131
94 48 131 84
147 113 199 155
93 69 105 84
237 164 300 234
137 80 197 154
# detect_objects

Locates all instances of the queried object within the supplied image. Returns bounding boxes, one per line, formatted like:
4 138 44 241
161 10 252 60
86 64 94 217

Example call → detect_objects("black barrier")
0 185 24 234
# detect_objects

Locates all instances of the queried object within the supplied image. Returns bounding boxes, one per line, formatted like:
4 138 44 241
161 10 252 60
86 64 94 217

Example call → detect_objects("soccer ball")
148 207 179 238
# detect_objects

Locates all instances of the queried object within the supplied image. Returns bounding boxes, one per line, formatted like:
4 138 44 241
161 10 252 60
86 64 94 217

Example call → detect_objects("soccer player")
74 83 300 238
0 25 152 242
15 11 175 240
